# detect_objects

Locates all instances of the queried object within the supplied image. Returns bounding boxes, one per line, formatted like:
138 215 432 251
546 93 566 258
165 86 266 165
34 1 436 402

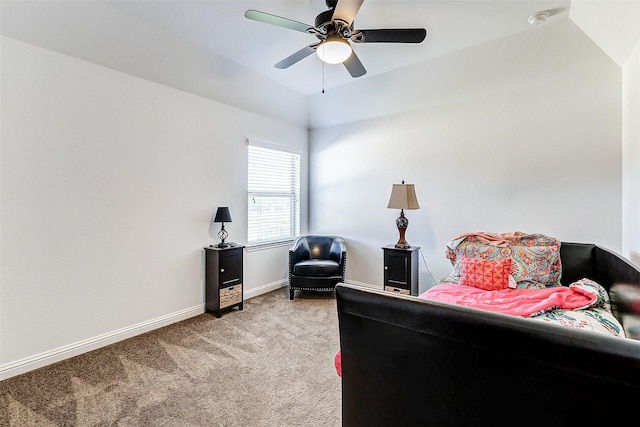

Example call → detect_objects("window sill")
246 239 296 252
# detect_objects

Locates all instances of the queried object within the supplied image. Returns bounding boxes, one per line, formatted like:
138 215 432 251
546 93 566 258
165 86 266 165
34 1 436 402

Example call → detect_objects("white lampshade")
316 35 352 64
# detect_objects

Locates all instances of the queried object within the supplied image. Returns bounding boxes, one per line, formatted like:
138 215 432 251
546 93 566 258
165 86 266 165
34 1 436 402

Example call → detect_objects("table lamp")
213 207 232 248
387 181 420 248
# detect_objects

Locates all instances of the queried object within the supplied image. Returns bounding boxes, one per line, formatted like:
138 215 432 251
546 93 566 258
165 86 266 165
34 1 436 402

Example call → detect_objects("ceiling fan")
244 0 427 78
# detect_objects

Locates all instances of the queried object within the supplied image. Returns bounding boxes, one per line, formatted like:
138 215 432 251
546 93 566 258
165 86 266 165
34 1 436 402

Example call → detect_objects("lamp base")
216 224 229 249
395 210 410 249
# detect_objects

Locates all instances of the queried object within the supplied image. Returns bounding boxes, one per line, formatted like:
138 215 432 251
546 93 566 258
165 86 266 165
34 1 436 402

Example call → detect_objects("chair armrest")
330 238 347 264
289 238 310 266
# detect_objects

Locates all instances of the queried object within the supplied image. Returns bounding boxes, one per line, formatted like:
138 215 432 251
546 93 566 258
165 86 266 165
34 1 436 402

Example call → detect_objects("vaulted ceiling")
2 1 638 128
2 0 573 96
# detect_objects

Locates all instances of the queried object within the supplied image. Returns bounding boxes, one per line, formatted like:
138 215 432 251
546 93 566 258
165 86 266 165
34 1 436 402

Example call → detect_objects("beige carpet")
0 288 342 426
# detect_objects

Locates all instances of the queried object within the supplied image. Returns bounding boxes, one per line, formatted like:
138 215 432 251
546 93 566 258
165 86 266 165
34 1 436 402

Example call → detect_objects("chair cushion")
293 260 340 277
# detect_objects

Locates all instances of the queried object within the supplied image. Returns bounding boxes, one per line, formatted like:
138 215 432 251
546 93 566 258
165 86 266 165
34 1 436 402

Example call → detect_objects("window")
248 143 300 246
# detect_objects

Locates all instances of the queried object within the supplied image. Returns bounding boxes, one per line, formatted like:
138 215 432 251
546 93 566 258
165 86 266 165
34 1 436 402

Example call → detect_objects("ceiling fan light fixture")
316 35 352 64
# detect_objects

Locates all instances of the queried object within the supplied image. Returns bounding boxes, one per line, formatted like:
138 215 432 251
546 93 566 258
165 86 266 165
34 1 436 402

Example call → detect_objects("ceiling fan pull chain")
320 43 325 93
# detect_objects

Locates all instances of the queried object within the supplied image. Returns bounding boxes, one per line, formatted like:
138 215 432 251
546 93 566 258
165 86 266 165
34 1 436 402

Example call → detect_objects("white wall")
0 37 308 378
570 0 640 267
309 21 623 292
622 40 640 265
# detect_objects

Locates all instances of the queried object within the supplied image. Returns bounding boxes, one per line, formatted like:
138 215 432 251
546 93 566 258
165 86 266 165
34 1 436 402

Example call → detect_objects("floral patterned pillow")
443 232 562 289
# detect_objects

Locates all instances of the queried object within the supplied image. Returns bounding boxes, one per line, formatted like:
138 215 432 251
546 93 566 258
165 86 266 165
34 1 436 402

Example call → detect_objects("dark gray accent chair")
288 235 346 300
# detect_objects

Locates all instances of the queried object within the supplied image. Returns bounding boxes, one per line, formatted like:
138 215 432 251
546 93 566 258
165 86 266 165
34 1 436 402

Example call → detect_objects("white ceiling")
1 0 573 96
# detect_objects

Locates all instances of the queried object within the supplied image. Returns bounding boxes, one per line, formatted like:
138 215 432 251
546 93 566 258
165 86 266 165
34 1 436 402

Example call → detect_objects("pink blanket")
449 231 528 247
420 283 596 317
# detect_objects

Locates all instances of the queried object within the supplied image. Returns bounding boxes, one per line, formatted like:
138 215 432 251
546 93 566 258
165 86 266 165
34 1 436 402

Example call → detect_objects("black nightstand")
382 245 420 296
204 245 244 318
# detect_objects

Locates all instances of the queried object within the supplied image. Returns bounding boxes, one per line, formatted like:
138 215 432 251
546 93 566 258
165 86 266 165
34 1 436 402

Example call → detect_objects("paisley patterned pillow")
443 232 562 289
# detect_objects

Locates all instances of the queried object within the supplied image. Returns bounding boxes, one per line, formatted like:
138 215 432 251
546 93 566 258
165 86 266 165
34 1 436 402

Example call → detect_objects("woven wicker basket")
220 284 242 308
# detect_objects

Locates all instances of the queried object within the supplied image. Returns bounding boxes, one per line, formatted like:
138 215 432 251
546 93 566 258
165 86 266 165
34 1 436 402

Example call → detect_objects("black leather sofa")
336 243 640 427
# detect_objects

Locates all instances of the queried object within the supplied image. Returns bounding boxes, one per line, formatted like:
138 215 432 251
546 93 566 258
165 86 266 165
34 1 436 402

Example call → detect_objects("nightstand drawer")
220 284 242 308
385 286 410 295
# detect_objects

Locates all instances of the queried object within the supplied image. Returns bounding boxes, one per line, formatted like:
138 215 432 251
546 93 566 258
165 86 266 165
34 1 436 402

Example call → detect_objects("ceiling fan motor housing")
315 8 353 40
315 9 333 33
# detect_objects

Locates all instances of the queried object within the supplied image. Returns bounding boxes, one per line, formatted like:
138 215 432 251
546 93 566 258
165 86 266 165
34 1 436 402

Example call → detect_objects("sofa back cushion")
558 242 595 285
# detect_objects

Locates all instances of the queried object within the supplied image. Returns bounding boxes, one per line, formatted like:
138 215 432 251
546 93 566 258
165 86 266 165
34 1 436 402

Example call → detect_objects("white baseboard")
342 279 380 290
0 279 330 380
244 279 287 299
0 304 203 380
244 279 372 296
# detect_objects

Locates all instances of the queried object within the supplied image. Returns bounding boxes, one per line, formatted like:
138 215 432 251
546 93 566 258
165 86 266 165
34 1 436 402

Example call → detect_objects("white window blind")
248 144 300 245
